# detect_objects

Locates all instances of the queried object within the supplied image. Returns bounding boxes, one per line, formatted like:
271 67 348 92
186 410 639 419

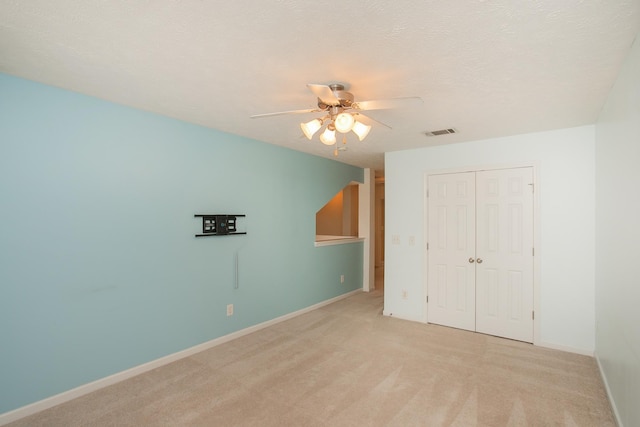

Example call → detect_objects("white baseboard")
536 340 594 357
0 289 361 426
382 310 423 323
380 314 596 358
595 352 623 427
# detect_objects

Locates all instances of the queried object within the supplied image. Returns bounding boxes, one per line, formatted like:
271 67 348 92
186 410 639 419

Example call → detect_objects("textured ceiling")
1 1 639 171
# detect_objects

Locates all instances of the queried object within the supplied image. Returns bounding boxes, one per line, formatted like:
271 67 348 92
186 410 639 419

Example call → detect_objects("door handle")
476 258 483 264
468 257 475 263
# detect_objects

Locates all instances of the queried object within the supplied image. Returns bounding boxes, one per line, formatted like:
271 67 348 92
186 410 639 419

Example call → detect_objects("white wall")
385 125 596 353
359 168 376 292
594 33 640 426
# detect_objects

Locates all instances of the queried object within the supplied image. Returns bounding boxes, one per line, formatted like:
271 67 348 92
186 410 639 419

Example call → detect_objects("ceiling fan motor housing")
317 83 354 110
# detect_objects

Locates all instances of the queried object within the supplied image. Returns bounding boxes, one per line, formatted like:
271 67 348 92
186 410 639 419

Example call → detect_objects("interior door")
475 168 534 342
426 172 476 332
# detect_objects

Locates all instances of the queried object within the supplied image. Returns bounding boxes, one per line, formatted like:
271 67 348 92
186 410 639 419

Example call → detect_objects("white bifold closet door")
427 167 534 343
427 172 477 332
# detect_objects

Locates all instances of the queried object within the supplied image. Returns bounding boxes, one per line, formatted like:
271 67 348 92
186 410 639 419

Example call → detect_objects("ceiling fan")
251 83 422 156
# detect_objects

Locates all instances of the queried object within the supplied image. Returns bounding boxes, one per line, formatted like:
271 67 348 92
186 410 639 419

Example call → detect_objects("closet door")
475 168 534 342
426 172 476 332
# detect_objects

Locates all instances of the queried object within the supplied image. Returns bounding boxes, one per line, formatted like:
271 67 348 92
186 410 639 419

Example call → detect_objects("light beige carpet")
7 290 615 426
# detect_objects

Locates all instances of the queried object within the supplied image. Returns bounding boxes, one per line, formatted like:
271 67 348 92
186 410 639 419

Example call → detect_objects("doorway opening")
375 176 385 292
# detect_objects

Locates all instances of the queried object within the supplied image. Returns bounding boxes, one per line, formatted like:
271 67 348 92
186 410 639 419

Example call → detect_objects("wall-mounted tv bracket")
195 214 246 237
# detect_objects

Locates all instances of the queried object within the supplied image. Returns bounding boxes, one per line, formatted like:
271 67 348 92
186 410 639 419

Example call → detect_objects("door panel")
427 172 476 332
475 168 534 342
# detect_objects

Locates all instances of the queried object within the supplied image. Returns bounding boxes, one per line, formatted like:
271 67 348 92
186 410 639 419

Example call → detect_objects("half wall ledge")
314 235 365 247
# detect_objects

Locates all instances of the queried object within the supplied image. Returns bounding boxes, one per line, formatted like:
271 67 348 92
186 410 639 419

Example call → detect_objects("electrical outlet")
392 235 400 245
340 274 345 283
226 304 233 316
409 235 415 246
402 290 408 300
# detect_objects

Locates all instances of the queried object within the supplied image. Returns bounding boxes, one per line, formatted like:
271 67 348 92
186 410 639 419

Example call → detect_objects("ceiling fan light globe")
300 119 322 139
352 121 371 141
320 128 336 145
334 113 355 133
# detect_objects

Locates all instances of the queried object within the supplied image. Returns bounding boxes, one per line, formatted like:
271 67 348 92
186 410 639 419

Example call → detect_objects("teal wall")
0 73 364 413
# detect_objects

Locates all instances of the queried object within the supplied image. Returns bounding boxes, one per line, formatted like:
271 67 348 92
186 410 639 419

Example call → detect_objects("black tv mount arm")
194 214 246 237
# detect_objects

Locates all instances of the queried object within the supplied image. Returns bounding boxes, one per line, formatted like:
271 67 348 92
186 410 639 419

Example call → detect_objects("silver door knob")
468 257 475 263
476 258 483 264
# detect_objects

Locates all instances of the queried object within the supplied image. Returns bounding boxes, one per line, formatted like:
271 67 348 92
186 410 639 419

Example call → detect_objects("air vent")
424 128 457 137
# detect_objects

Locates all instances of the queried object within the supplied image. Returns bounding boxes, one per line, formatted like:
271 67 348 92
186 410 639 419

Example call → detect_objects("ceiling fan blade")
352 96 423 111
355 113 392 130
307 84 341 106
250 108 321 119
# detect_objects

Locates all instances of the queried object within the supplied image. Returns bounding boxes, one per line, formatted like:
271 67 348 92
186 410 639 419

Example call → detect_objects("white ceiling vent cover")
424 128 457 137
